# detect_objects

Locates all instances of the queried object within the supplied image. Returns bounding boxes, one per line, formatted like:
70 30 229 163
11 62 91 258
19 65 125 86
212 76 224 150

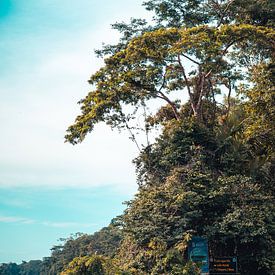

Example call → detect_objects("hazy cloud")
0 215 34 224
0 215 97 229
41 221 97 228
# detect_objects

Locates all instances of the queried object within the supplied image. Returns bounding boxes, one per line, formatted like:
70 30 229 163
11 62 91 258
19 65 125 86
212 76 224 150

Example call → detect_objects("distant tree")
0 263 20 275
45 223 122 274
19 260 44 275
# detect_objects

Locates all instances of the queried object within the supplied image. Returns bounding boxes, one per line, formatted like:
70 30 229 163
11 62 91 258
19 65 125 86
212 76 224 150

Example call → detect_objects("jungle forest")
1 0 274 274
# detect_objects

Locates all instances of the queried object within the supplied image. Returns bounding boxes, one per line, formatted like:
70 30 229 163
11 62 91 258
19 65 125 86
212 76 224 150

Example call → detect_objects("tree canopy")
62 1 275 274
65 24 274 144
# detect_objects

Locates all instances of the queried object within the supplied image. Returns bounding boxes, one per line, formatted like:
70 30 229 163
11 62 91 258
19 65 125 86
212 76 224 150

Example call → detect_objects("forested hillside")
1 0 274 274
0 224 122 274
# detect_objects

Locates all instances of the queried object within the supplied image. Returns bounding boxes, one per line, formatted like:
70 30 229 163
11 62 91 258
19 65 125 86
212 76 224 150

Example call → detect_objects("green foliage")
63 0 275 270
114 112 274 274
61 255 107 275
134 118 218 184
143 0 275 27
46 224 122 274
243 63 274 152
143 0 208 27
0 263 20 275
0 261 45 275
119 154 274 273
115 236 201 274
65 23 274 144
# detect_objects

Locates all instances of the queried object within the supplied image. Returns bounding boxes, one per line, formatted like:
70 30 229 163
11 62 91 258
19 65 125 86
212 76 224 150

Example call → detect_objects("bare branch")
205 69 212 79
120 111 141 152
181 53 201 66
221 36 248 56
225 78 232 118
155 67 180 120
217 0 236 27
177 55 197 116
207 0 236 27
125 120 142 152
142 104 150 147
128 74 179 120
196 73 206 116
157 91 180 120
157 70 167 93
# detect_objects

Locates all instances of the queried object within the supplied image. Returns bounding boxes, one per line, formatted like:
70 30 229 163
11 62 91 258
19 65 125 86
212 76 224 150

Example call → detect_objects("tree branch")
142 104 150 147
156 91 180 120
124 118 142 152
225 78 232 118
155 67 180 120
217 0 236 27
196 73 206 117
221 36 248 56
181 53 201 66
177 55 197 116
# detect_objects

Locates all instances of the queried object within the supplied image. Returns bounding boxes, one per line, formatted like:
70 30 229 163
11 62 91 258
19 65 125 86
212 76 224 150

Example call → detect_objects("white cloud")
0 3 154 193
0 26 140 192
41 221 97 228
0 215 34 224
0 215 97 229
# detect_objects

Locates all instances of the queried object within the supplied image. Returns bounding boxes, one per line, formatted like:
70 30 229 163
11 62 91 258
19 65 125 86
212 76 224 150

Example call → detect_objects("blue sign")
188 237 209 273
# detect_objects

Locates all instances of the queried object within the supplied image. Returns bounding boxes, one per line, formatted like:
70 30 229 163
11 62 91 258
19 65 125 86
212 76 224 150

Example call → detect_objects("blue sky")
0 0 150 263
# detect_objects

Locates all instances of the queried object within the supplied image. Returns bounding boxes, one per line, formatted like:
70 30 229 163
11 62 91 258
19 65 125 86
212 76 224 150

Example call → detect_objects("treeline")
1 0 274 274
0 224 122 274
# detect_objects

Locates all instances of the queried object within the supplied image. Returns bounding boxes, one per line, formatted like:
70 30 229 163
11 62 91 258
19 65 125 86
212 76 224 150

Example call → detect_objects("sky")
0 0 151 263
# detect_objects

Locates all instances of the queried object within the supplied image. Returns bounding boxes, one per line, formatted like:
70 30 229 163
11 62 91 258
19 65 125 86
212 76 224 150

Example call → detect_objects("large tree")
65 24 273 144
65 1 274 274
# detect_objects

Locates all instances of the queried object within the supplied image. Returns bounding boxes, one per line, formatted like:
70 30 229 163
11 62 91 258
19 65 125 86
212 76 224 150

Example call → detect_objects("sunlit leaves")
65 24 274 144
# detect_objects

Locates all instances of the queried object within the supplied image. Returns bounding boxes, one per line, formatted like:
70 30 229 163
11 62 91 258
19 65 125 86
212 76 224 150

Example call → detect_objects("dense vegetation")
1 0 274 274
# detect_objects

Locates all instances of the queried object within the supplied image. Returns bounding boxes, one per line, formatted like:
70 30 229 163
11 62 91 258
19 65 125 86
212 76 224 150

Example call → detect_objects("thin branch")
142 103 150 147
207 36 247 80
120 111 141 152
225 79 232 118
207 0 223 19
129 76 179 120
157 70 167 93
221 36 248 56
155 67 180 120
177 55 192 97
209 78 217 123
196 73 205 116
217 0 236 27
125 122 142 152
157 92 180 120
207 0 236 27
177 54 197 115
205 69 212 79
181 53 201 66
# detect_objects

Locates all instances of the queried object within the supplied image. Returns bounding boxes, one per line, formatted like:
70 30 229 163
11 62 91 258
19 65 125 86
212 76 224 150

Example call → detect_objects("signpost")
209 257 238 274
188 238 239 275
188 237 209 274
